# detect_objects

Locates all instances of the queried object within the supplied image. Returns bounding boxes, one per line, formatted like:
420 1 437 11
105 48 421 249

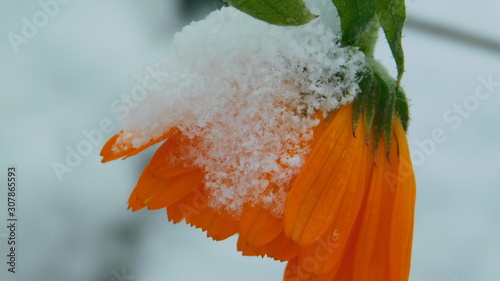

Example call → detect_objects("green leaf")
331 0 376 46
376 0 406 86
224 0 317 26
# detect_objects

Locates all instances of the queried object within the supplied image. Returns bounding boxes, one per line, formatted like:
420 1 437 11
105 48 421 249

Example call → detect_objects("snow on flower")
112 3 364 216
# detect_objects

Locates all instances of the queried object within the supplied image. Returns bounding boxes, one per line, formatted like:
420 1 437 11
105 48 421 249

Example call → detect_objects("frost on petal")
116 4 365 216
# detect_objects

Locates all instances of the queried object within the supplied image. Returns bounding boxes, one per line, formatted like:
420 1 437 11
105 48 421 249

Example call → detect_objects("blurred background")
0 0 499 280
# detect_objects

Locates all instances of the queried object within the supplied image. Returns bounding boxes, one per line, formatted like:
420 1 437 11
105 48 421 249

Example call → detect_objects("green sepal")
371 72 391 157
352 93 364 136
352 70 371 134
352 59 409 158
352 68 376 143
381 89 396 158
224 0 317 26
395 86 410 131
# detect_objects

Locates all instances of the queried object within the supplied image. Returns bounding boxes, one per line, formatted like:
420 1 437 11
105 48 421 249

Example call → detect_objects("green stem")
356 17 380 58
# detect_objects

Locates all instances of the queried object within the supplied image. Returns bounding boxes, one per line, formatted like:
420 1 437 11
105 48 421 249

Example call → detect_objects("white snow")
116 4 365 216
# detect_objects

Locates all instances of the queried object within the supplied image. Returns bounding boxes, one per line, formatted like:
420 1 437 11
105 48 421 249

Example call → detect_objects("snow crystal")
116 1 365 217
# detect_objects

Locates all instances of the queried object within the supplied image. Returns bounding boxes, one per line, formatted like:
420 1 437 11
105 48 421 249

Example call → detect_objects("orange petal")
388 120 416 281
326 207 360 281
297 121 370 275
166 202 184 223
168 186 239 241
239 230 300 262
263 231 301 261
128 170 157 211
352 132 399 280
238 203 283 247
283 256 338 281
237 236 260 257
285 104 361 246
190 205 239 241
167 185 207 222
145 170 204 210
128 166 201 211
127 133 200 211
203 209 240 241
284 258 304 281
101 127 178 163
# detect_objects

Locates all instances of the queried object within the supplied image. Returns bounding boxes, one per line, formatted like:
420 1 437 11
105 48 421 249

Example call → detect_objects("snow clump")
116 2 365 216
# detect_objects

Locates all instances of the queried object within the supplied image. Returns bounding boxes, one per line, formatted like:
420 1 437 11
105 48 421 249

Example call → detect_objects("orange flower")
101 102 415 281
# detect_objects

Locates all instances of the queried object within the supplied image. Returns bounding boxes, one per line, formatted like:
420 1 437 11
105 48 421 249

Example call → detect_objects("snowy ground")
1 0 499 281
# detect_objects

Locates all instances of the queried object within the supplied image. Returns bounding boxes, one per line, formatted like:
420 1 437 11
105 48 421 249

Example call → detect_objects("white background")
1 0 499 280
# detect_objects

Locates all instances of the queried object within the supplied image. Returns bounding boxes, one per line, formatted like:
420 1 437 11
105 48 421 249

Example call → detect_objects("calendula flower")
101 2 416 281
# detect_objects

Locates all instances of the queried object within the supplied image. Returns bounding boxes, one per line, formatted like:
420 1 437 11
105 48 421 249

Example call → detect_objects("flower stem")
356 17 380 58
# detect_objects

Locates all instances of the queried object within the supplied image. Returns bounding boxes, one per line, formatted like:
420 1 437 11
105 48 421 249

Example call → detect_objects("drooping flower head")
101 1 416 280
